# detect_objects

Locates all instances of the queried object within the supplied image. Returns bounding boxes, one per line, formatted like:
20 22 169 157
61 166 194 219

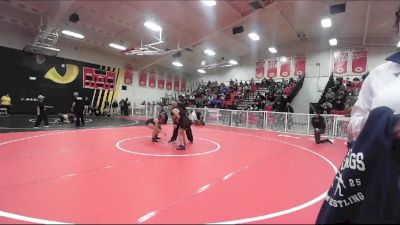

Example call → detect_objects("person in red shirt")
265 102 273 111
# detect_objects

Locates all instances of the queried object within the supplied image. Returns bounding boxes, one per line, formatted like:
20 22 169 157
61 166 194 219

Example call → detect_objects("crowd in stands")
240 76 304 112
174 78 255 108
318 73 368 115
173 76 304 112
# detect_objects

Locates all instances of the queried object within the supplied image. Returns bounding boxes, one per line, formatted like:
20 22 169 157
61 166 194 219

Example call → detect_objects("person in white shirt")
350 9 400 139
350 56 400 139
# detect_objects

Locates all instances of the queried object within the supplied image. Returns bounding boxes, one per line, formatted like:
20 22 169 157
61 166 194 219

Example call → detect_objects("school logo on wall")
44 64 79 84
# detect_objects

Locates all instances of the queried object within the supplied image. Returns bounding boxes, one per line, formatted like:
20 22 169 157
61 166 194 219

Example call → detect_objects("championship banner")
181 78 186 92
166 75 173 90
149 71 156 88
255 61 265 79
139 70 147 87
280 57 291 78
123 69 133 85
158 73 165 89
174 76 180 91
333 50 349 76
294 55 306 76
267 59 278 78
351 48 367 75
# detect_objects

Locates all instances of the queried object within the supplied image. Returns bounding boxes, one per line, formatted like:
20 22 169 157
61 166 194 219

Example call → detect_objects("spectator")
103 104 111 117
119 99 125 115
83 97 90 115
0 93 11 114
124 98 131 116
94 106 101 116
111 100 118 116
284 102 294 113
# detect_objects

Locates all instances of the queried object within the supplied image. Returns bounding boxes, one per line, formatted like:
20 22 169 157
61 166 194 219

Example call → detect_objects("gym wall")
0 46 124 114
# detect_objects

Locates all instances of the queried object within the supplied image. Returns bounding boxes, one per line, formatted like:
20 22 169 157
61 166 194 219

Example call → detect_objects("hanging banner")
174 76 180 91
158 73 165 89
333 50 349 76
255 61 265 79
139 70 147 87
123 69 133 85
181 78 186 92
294 55 306 76
166 75 173 90
149 71 157 88
267 59 278 78
280 57 291 78
352 48 368 75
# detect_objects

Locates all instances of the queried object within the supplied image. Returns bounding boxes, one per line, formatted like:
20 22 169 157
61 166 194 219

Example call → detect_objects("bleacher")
237 76 305 111
316 72 368 115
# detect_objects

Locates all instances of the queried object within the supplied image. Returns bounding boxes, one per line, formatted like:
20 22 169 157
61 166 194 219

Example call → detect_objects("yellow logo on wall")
44 64 79 84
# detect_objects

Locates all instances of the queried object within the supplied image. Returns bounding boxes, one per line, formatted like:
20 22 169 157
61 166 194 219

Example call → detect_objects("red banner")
83 67 116 90
280 57 291 77
158 73 165 89
352 48 367 74
123 69 133 85
255 61 265 79
267 59 278 78
333 51 349 76
181 78 186 92
149 71 156 88
166 75 173 90
174 76 180 91
139 70 147 87
294 55 306 76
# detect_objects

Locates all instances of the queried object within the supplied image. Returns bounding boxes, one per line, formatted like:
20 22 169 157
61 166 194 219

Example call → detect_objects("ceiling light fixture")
144 21 162 32
268 47 277 54
61 30 85 39
202 0 216 7
109 43 127 51
248 32 260 41
172 61 183 67
197 69 206 73
228 60 238 65
204 49 216 56
329 38 338 46
321 18 332 28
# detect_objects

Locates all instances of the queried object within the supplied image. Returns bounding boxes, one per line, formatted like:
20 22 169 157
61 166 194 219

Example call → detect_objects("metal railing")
131 105 350 139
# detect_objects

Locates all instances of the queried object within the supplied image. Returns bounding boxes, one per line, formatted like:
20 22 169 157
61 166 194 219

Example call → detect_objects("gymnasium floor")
0 116 347 224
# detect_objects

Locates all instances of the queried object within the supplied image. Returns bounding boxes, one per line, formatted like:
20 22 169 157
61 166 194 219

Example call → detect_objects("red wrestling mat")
0 125 347 224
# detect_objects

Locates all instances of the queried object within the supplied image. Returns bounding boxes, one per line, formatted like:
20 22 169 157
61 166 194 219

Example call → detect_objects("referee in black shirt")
71 92 85 127
311 111 333 144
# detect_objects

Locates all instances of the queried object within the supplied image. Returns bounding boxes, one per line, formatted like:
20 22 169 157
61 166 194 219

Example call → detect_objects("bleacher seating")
183 75 305 112
316 72 369 115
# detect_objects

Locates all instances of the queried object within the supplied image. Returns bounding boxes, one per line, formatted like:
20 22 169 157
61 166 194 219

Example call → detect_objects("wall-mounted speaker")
69 13 80 23
232 25 244 35
329 3 346 15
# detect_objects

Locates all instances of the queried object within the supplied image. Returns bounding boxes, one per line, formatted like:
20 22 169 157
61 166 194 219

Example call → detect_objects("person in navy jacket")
316 107 400 224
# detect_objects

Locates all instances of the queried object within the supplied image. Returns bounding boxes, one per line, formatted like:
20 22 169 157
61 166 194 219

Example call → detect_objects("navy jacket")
316 107 400 224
